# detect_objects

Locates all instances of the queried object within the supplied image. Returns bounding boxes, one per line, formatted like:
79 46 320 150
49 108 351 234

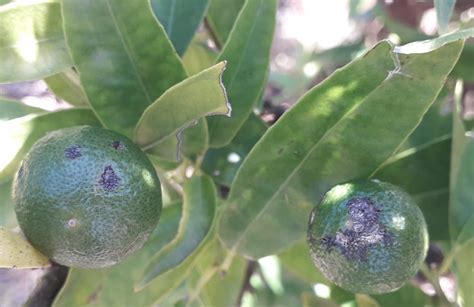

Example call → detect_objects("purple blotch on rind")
321 197 394 261
99 165 120 192
65 145 82 159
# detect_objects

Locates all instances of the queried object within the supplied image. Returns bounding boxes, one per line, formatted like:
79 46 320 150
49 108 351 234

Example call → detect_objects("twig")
235 260 258 307
204 17 222 50
420 264 455 307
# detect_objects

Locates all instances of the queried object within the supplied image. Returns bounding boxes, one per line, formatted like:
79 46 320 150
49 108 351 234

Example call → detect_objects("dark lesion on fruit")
65 145 82 159
111 140 125 150
320 197 394 261
99 165 120 192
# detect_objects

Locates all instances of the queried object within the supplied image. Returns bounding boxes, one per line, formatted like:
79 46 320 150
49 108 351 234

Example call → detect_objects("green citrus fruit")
307 179 428 294
13 126 162 269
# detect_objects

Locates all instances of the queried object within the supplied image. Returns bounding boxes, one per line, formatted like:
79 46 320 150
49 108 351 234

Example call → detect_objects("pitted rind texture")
13 126 162 269
307 179 428 294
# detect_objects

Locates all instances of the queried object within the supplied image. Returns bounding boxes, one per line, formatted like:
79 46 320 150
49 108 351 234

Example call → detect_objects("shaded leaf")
203 113 267 186
371 284 430 306
44 69 89 106
135 61 230 151
137 175 217 289
180 118 209 158
218 40 464 259
0 109 101 184
207 0 277 147
451 43 474 81
62 0 187 137
449 93 474 245
54 203 185 306
434 0 456 34
375 138 451 241
182 36 217 76
206 0 245 46
454 239 474 307
0 227 49 268
278 240 327 284
0 98 45 121
0 1 72 83
151 0 209 55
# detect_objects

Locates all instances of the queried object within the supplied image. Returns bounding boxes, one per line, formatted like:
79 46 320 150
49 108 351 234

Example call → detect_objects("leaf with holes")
218 40 464 259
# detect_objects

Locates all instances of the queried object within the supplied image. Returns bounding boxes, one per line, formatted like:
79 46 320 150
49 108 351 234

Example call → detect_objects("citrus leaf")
394 27 474 54
301 293 339 307
449 93 474 245
136 175 217 290
278 240 327 284
0 109 101 184
454 239 474 307
180 118 209 158
355 294 380 307
218 40 464 259
206 0 245 46
375 138 451 241
0 227 49 268
54 203 183 307
151 0 209 55
0 180 16 227
0 98 45 121
207 0 277 147
371 284 430 306
0 1 72 83
182 37 217 76
135 61 229 152
434 0 456 34
62 0 187 138
203 113 267 186
44 69 89 106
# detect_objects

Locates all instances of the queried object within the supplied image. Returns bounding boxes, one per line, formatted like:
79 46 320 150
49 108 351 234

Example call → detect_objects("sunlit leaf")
134 62 229 152
0 1 72 83
44 69 89 106
0 227 49 268
0 98 44 121
62 0 187 137
207 0 277 147
218 40 464 258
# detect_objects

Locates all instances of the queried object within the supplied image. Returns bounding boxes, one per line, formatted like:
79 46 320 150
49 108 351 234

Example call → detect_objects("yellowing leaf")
0 227 49 268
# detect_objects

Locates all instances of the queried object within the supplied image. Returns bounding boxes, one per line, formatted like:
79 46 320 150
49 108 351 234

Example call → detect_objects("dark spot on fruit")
65 145 82 159
111 141 125 150
321 197 393 261
99 165 120 192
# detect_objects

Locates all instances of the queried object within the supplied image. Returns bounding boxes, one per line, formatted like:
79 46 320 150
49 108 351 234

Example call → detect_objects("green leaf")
0 180 16 227
206 0 245 46
451 43 474 81
0 1 72 83
181 118 209 158
371 284 430 306
54 203 184 307
0 109 101 184
375 138 451 241
44 69 89 106
0 98 45 121
449 93 474 245
151 0 209 55
182 36 217 76
136 175 217 290
454 239 474 307
218 40 464 259
355 294 380 307
203 113 267 186
62 0 187 138
207 0 277 147
434 0 456 34
301 293 339 307
278 240 327 284
0 227 50 268
394 27 474 54
134 61 230 151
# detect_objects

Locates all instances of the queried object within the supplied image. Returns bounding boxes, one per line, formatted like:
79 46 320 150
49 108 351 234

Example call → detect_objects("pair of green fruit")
13 126 428 294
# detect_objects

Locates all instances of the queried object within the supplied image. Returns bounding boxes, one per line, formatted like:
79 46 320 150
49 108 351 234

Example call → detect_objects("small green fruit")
307 179 428 294
13 126 162 269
